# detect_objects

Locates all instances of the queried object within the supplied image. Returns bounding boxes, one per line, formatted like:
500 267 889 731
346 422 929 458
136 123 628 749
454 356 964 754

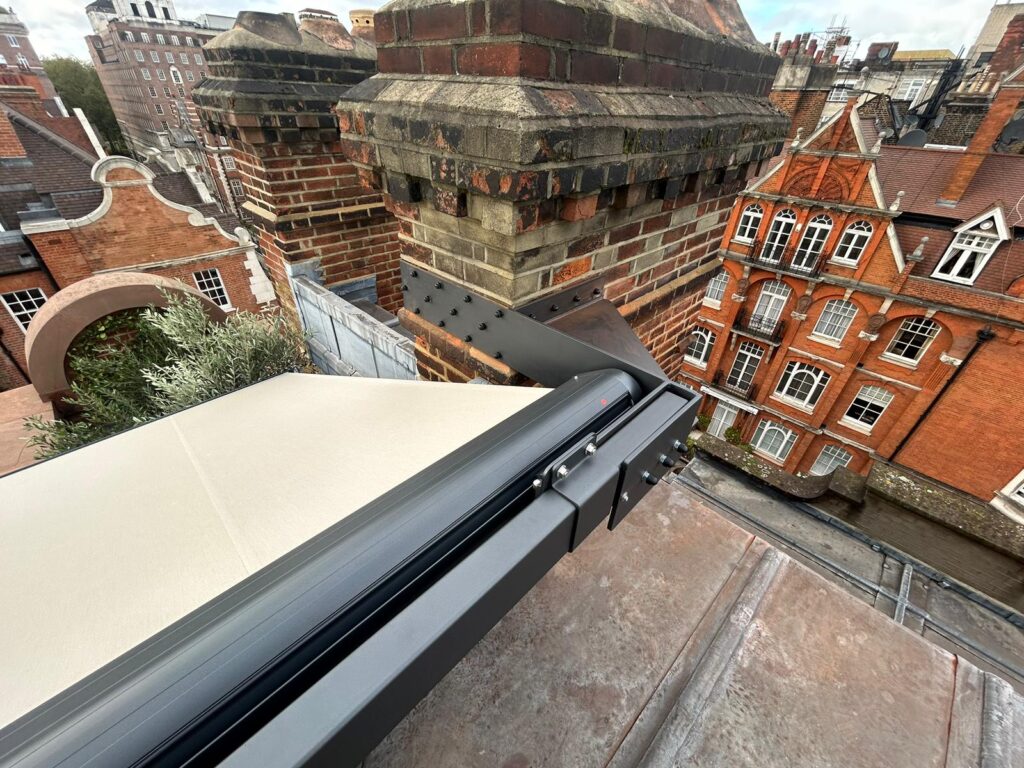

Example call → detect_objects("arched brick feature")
24 272 226 404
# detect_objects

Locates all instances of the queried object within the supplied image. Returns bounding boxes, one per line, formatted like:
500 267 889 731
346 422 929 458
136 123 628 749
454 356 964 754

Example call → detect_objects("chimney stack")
348 9 375 42
772 32 781 52
939 71 1024 205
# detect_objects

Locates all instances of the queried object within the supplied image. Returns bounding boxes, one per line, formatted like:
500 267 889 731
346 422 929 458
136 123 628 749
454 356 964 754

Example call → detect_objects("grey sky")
18 1 1004 60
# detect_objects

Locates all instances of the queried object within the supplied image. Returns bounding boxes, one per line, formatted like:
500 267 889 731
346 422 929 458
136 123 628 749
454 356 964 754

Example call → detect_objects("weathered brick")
378 46 421 74
561 194 599 222
570 51 619 84
410 4 468 40
422 45 455 74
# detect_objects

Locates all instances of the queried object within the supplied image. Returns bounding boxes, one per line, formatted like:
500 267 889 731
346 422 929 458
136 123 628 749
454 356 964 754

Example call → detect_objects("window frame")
229 179 245 197
193 268 232 309
726 340 764 392
703 271 728 308
6 34 19 48
792 214 833 271
809 445 853 476
751 419 798 462
1 287 47 331
683 327 716 368
841 384 894 432
773 361 831 409
932 230 1001 285
760 209 797 263
734 203 763 243
832 220 873 265
882 317 940 365
811 298 858 343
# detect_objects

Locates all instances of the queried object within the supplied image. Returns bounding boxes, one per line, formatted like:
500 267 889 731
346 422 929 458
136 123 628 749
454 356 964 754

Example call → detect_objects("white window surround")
708 401 740 439
931 208 1009 285
992 469 1024 524
1 287 47 331
761 209 797 263
6 34 19 48
703 272 728 308
683 327 716 368
150 50 160 62
809 444 852 476
841 384 893 432
883 317 940 364
792 214 833 271
194 269 232 309
812 298 858 342
773 361 831 409
734 203 763 243
726 340 764 392
751 419 798 462
140 33 150 43
831 220 873 265
15 53 27 68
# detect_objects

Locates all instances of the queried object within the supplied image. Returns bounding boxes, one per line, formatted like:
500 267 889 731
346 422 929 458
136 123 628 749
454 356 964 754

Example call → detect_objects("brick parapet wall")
194 12 403 315
335 0 786 382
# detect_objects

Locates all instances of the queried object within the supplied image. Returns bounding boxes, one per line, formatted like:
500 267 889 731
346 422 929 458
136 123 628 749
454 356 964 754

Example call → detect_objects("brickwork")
335 0 786 383
682 94 1024 508
770 89 829 141
0 107 25 158
0 268 56 382
193 12 402 316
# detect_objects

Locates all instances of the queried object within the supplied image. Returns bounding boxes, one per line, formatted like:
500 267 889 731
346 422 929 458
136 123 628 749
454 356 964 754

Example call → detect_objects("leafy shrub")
26 294 308 458
723 426 743 445
695 413 711 431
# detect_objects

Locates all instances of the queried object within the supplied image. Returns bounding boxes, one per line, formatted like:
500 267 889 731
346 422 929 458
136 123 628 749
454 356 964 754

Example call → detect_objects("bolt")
413 307 421 315
642 471 659 486
528 313 536 319
435 281 443 289
450 308 458 316
550 304 559 312
573 294 581 303
494 351 503 360
585 442 597 455
532 478 543 490
401 284 409 291
410 269 419 277
494 309 504 318
592 288 601 296
463 334 473 342
659 454 676 468
478 322 487 330
556 465 569 479
463 294 473 303
438 320 446 328
424 295 432 302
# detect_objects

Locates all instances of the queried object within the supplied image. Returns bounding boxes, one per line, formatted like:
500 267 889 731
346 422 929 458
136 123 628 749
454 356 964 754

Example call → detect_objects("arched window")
812 299 858 341
750 280 791 334
884 317 939 363
735 204 763 242
792 214 833 271
145 1 156 18
683 327 716 367
761 209 796 263
704 271 729 305
810 445 852 475
752 419 798 461
833 220 873 264
775 361 831 407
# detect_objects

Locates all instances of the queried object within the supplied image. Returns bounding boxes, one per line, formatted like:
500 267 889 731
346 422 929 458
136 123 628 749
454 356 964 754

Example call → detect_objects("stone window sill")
770 394 816 414
807 334 842 348
879 353 919 370
838 417 874 435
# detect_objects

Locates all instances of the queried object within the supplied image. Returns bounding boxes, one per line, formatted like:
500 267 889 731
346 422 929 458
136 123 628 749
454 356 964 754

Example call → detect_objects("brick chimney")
989 14 1024 75
193 12 401 317
334 0 787 383
349 9 375 42
939 71 1024 205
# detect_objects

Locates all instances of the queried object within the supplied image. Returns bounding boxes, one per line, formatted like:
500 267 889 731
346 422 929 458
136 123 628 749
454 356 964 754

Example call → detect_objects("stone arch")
25 273 227 405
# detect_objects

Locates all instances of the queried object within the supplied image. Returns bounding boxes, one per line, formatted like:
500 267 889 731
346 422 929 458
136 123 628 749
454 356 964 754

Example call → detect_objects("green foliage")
42 56 128 155
26 294 308 459
695 413 711 431
723 426 743 445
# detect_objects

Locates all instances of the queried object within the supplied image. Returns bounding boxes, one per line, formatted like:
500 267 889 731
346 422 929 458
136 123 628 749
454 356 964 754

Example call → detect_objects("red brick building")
681 70 1024 518
0 7 60 114
0 77 274 390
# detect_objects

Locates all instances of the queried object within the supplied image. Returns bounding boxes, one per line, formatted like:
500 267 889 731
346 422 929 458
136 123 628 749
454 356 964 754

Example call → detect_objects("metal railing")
712 369 759 401
733 307 786 344
734 239 825 278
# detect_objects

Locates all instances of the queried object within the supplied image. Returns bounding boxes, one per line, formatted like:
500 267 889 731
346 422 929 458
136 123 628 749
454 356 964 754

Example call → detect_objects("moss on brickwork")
868 463 1024 561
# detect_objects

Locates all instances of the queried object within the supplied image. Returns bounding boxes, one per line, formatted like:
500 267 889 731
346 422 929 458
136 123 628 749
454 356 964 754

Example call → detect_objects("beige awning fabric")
0 374 548 728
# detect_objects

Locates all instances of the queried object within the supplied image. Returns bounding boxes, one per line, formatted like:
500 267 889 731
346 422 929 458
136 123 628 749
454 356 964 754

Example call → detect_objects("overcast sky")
20 0 1000 60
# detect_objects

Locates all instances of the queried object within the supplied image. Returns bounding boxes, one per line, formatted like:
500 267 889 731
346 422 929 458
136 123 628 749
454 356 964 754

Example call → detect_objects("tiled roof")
876 145 1024 222
152 173 242 232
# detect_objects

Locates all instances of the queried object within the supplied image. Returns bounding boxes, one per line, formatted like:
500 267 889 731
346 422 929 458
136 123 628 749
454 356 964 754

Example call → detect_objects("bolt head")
478 322 487 330
532 478 542 490
463 294 472 303
556 465 569 479
494 309 504 318
410 270 419 278
435 281 443 289
585 443 597 455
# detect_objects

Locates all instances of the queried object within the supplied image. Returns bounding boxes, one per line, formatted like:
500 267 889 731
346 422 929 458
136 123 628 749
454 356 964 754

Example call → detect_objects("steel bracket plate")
401 263 665 393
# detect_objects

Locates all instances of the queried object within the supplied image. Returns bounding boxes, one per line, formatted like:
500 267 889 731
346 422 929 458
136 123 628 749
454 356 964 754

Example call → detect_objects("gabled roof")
877 146 1024 223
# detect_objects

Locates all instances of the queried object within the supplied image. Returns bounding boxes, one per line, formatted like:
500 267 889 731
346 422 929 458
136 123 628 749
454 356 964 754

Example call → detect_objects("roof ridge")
0 101 98 168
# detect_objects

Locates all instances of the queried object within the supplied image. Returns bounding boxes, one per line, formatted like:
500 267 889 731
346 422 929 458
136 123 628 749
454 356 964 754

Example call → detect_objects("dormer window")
931 209 1008 285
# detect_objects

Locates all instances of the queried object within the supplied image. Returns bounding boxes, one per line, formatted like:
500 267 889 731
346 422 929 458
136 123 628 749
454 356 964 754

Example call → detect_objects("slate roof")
0 235 36 277
877 145 1024 223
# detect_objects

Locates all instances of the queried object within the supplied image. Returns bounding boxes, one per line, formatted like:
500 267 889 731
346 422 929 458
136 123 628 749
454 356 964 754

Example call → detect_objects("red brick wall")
0 109 25 158
0 269 56 386
770 89 828 140
897 334 1024 500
